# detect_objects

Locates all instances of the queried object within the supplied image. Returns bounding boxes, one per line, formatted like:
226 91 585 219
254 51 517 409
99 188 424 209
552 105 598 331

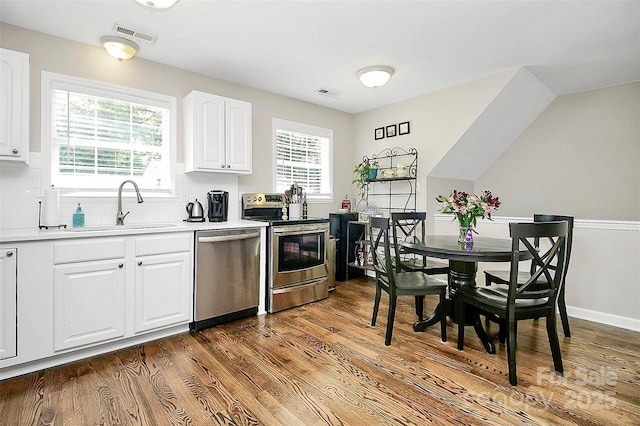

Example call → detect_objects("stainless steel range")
242 193 329 313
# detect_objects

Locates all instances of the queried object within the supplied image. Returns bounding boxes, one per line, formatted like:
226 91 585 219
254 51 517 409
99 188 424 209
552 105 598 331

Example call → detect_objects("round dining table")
401 235 532 354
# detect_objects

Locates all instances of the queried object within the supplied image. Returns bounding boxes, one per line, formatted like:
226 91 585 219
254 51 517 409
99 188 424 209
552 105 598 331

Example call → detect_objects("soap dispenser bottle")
72 203 85 228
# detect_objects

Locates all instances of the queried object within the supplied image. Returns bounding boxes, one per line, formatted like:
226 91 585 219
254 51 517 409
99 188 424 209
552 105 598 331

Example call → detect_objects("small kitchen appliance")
207 190 229 222
185 199 205 222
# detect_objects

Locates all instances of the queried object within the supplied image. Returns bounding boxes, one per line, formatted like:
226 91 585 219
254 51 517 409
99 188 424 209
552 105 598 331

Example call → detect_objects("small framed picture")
386 124 397 138
374 127 385 140
399 121 410 135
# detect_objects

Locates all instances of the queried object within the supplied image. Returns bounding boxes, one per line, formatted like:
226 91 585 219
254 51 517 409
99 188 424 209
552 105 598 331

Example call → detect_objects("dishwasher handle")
198 230 260 243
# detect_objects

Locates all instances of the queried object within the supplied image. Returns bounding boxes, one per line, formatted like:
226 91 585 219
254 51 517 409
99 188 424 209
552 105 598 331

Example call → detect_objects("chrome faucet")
116 180 144 225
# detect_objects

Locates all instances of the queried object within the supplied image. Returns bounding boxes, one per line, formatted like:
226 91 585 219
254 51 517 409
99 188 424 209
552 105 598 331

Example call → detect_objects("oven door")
271 223 328 288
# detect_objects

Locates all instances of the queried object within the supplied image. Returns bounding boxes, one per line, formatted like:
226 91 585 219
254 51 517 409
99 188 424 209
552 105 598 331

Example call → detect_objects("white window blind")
43 72 175 193
273 118 332 201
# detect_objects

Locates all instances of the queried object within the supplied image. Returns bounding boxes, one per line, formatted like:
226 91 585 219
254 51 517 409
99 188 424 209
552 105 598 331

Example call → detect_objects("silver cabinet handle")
12 149 18 154
6 251 13 257
118 263 124 268
138 261 143 266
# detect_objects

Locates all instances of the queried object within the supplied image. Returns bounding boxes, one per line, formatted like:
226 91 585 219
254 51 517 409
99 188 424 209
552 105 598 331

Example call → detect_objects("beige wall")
476 81 640 221
353 66 639 223
0 23 354 219
2 22 638 222
352 70 517 214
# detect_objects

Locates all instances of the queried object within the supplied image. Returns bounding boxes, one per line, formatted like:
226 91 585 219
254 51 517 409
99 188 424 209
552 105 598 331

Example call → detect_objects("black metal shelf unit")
358 147 418 214
346 220 374 278
348 147 418 279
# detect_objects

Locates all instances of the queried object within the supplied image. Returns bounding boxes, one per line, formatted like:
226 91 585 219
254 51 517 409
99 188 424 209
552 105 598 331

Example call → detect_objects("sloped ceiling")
429 68 557 181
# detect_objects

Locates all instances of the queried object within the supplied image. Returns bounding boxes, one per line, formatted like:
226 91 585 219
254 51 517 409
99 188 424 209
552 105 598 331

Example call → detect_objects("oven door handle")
273 228 327 237
198 231 260 243
273 278 327 294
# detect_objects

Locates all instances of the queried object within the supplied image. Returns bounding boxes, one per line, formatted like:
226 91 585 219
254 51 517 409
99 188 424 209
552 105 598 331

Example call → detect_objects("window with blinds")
42 72 175 193
273 118 333 201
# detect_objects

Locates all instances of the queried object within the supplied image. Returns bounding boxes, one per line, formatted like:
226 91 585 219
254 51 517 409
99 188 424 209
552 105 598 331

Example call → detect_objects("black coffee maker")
207 190 229 222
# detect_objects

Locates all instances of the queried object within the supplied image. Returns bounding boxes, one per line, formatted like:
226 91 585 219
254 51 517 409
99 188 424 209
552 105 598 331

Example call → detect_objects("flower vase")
458 224 473 245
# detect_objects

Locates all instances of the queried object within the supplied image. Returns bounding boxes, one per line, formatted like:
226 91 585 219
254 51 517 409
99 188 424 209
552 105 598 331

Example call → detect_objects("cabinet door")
0 248 17 360
134 252 191 333
0 48 29 163
197 93 226 171
54 260 126 351
225 98 252 172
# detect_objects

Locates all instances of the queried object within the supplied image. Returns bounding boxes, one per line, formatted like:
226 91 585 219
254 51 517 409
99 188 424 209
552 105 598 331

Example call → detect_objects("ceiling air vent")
112 23 157 45
315 88 339 98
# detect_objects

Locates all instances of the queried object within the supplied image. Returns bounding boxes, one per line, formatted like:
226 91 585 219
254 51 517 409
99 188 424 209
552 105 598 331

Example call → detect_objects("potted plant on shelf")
352 159 379 200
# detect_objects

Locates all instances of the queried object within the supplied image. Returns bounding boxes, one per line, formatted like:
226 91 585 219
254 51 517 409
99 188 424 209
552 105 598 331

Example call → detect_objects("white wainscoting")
433 214 640 331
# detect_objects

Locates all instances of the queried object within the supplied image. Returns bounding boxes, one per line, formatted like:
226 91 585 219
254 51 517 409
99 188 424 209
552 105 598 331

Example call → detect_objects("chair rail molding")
434 214 640 232
433 214 640 332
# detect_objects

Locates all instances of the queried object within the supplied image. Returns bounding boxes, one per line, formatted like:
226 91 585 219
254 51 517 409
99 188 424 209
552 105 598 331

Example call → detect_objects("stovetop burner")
242 192 328 226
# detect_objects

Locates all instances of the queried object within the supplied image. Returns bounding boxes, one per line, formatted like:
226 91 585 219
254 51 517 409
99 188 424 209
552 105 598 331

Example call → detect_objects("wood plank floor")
1 277 639 425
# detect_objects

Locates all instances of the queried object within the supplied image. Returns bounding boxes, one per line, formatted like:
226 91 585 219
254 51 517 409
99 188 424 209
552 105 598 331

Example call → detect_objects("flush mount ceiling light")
100 36 139 61
134 0 178 9
357 65 395 88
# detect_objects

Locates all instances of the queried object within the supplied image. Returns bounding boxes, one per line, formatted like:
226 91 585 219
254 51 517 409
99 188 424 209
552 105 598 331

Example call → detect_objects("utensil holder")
289 203 302 219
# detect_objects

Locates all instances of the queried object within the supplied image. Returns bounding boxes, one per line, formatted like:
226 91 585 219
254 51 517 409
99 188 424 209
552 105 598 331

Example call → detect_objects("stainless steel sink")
65 223 177 232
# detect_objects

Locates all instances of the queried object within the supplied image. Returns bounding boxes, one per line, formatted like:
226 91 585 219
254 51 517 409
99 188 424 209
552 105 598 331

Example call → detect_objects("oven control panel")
243 192 285 209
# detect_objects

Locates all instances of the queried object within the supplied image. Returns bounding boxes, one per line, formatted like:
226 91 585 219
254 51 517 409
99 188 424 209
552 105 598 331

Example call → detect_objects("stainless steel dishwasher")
191 228 261 331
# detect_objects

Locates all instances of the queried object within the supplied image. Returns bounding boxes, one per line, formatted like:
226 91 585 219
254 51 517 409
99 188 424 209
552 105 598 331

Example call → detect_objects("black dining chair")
456 221 568 386
391 212 449 321
484 214 574 337
370 216 447 346
391 212 450 275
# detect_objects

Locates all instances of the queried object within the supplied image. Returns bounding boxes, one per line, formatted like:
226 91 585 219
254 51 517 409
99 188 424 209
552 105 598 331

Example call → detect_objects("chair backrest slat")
509 221 568 304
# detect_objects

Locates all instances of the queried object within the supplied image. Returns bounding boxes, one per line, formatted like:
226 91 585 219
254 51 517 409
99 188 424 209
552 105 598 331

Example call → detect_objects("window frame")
272 118 333 203
41 71 177 197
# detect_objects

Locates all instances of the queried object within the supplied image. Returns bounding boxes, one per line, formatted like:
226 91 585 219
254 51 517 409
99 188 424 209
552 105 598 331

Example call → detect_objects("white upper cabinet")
184 90 252 174
0 48 29 164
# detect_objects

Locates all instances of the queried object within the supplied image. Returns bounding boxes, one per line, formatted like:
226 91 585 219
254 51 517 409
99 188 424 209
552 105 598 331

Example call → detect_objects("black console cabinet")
329 212 363 282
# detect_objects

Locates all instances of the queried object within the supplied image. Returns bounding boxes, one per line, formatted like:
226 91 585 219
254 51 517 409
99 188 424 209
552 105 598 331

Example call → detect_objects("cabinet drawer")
135 233 191 256
54 238 126 264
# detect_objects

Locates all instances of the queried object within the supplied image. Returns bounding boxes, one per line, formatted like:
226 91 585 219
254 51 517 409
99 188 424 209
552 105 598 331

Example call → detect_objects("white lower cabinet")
0 231 195 380
1 248 17 360
134 251 191 333
51 232 192 353
54 259 126 351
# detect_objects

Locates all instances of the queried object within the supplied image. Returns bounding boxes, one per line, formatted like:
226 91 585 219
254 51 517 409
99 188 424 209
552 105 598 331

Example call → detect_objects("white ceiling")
1 0 639 114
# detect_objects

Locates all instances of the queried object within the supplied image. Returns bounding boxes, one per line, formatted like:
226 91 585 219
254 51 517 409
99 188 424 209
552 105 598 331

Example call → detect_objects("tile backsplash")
0 153 240 230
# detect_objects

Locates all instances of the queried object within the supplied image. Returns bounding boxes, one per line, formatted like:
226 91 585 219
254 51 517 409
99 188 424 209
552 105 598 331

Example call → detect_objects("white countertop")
0 219 267 243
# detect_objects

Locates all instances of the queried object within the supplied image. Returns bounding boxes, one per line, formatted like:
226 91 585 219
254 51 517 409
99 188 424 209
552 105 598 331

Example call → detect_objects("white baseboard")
567 306 640 332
